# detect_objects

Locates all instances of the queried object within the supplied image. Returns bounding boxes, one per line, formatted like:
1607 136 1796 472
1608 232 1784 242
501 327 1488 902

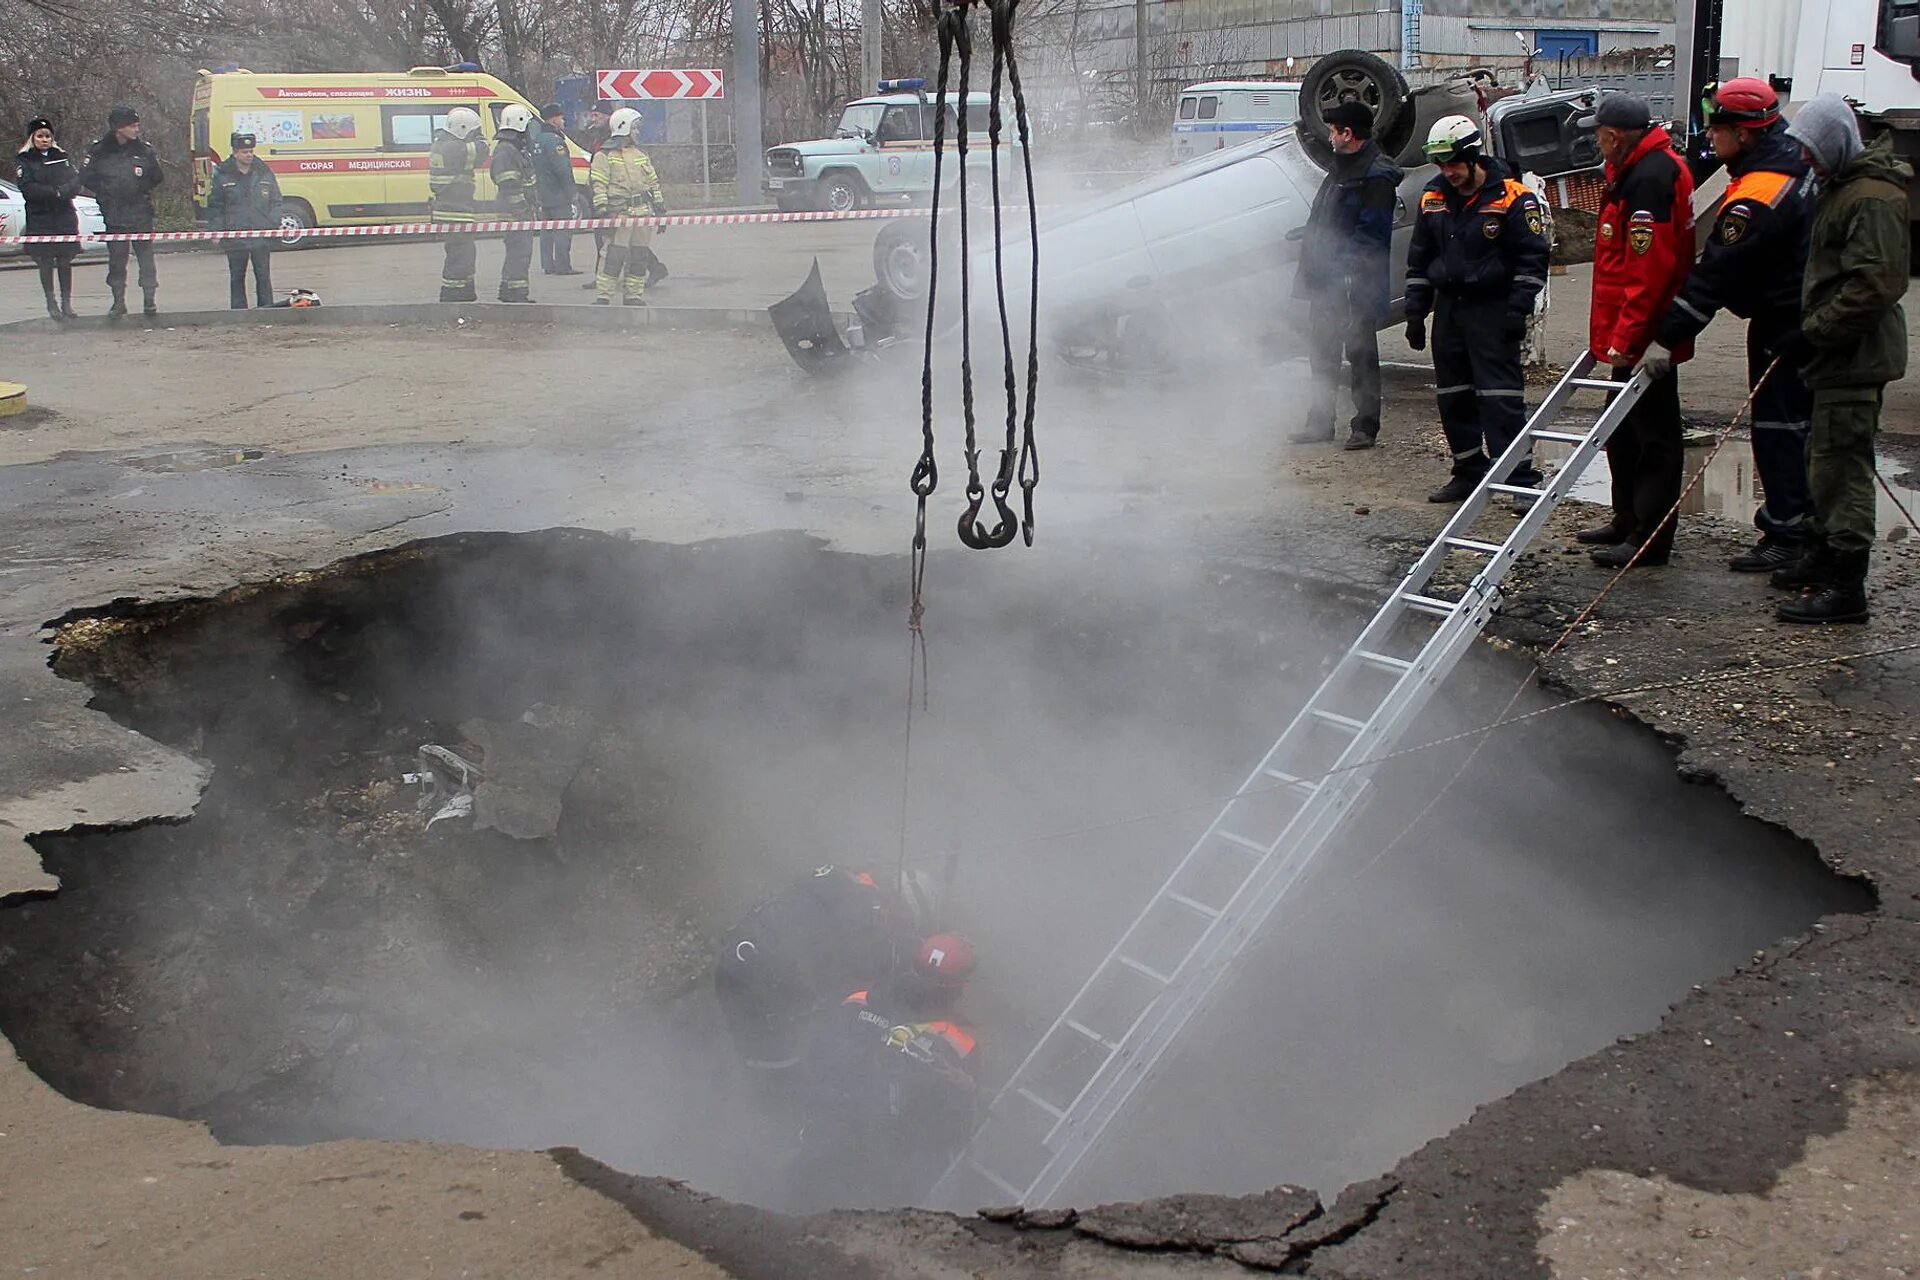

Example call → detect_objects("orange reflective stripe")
924 1019 976 1056
844 990 869 1005
1725 170 1794 207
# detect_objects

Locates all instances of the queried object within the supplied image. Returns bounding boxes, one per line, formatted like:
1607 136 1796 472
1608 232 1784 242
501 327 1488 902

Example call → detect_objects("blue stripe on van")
1172 122 1280 133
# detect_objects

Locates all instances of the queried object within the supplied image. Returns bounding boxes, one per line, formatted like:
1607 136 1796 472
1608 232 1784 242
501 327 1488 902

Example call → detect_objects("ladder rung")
1444 536 1507 555
1488 483 1544 497
1570 377 1623 391
1257 768 1320 798
1310 708 1370 733
1400 593 1458 618
1166 891 1223 919
1116 954 1172 985
1528 428 1589 444
965 1157 1027 1202
1015 1086 1067 1121
1065 1018 1119 1052
1357 649 1414 674
1216 828 1274 854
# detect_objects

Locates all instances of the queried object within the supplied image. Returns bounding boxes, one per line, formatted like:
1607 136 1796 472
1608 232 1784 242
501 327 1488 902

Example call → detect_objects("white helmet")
498 103 534 134
608 107 642 139
444 107 482 140
1423 114 1482 165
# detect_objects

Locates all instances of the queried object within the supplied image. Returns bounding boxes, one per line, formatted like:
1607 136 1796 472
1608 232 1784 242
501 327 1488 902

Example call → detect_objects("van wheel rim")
826 183 857 213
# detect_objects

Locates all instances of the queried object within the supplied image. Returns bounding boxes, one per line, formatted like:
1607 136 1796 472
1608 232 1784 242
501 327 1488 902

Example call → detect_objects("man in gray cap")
1580 92 1696 568
1291 99 1403 449
1772 95 1912 623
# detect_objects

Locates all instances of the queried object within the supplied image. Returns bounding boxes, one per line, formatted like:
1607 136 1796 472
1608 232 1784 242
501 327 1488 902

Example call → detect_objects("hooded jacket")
1295 140 1403 322
14 142 81 238
1799 132 1912 389
1590 125 1695 364
1656 121 1812 350
1404 156 1549 322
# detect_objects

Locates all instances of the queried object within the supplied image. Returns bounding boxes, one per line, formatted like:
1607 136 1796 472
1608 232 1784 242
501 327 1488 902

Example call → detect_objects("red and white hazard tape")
0 207 937 245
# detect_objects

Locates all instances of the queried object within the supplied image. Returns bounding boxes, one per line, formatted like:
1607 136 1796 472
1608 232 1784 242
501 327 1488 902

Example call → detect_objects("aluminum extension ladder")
936 353 1652 1209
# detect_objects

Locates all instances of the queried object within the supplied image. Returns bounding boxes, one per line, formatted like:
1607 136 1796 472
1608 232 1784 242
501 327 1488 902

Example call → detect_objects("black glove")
1773 329 1815 367
1406 315 1426 351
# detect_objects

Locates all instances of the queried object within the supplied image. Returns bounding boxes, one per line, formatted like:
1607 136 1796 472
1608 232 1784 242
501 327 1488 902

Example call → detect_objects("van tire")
277 198 315 248
1296 50 1410 169
819 170 867 215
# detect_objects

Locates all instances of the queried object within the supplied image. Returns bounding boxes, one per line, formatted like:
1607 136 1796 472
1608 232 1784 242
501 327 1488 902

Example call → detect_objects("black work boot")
1728 537 1798 573
1777 551 1869 624
1427 473 1481 504
107 289 128 319
1590 541 1668 569
43 291 62 321
142 289 158 317
1575 521 1626 545
1288 422 1335 445
1769 541 1834 590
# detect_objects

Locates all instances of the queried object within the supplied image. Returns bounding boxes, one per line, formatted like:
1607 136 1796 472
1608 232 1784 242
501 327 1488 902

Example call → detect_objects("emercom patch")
1718 201 1754 245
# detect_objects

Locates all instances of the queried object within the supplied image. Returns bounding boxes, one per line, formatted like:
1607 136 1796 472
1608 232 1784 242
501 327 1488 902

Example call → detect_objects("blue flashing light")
878 78 926 93
447 61 481 73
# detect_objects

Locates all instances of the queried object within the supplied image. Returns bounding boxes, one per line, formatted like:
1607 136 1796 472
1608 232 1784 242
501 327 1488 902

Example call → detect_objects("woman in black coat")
15 117 82 319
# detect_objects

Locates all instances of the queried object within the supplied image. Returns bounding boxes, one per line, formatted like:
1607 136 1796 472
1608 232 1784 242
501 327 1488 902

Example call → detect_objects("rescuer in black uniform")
1403 114 1552 507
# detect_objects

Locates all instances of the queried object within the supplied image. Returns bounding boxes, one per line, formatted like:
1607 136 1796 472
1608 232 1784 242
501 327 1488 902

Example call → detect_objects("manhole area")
0 529 1872 1212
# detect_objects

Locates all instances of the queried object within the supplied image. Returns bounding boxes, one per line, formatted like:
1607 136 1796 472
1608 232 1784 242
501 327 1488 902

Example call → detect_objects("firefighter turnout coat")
588 140 665 218
488 130 536 217
427 131 486 224
1403 158 1550 325
1591 125 1695 364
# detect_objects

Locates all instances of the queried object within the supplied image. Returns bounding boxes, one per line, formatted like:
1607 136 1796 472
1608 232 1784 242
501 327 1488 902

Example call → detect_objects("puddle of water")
1539 438 1920 535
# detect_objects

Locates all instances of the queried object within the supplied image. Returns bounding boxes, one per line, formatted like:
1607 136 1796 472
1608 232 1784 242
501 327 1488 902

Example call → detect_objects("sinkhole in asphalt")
0 530 1870 1212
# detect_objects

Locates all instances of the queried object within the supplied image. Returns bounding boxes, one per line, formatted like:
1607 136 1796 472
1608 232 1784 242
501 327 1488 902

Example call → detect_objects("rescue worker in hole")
786 934 980 1212
1579 93 1696 568
1770 95 1912 624
1291 99 1403 451
489 104 539 303
428 106 487 303
1403 115 1551 506
206 131 284 310
1647 78 1817 574
712 864 923 1070
588 107 667 306
77 106 163 319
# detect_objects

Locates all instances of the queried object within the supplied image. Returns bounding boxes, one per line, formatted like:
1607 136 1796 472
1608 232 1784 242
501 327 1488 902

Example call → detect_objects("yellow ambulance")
190 66 592 244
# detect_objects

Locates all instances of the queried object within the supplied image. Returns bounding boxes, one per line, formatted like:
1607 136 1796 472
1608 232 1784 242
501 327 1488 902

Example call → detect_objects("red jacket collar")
1605 125 1676 185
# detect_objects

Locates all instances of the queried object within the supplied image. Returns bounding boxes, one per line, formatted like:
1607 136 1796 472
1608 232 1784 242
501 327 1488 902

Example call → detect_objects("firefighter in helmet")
786 933 981 1211
588 107 667 306
489 103 539 303
1403 114 1552 507
429 106 486 302
1648 77 1817 574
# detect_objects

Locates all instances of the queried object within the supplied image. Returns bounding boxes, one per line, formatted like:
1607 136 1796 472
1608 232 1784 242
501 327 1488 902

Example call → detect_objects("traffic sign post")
595 69 728 204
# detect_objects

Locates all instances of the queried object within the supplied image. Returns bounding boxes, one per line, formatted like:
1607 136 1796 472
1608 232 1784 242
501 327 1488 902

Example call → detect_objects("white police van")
1172 81 1303 162
764 79 1023 214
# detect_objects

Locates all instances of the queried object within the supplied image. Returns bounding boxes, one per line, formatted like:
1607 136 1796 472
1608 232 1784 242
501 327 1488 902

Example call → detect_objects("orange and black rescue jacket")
1403 158 1550 321
1656 122 1813 350
1590 125 1696 364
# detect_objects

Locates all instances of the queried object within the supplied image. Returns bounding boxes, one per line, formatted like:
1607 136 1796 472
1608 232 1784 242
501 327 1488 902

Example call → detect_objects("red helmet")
1707 77 1781 128
915 933 976 988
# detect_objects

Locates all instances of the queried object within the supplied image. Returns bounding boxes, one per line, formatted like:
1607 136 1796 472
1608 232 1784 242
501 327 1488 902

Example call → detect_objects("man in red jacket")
1581 94 1696 568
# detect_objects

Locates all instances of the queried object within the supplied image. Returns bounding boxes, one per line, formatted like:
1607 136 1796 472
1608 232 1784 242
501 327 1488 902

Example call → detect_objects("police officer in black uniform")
1404 114 1551 506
